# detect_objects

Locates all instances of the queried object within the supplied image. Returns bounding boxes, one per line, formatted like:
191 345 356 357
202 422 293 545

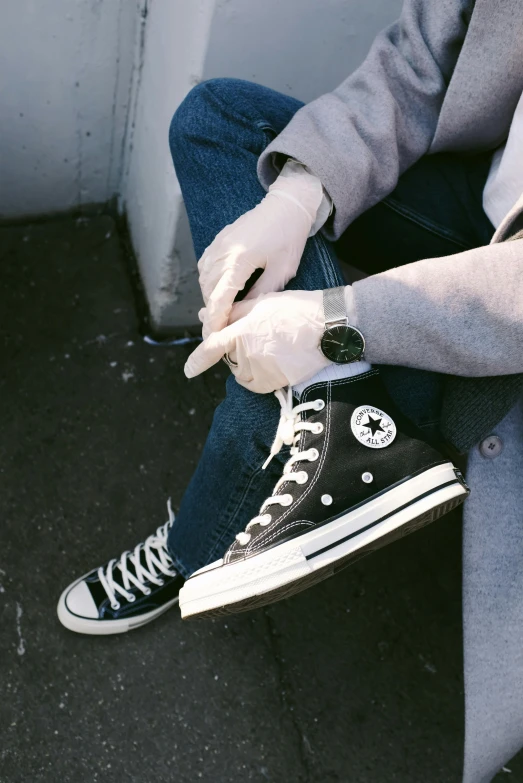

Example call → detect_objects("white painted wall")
0 0 403 330
123 0 403 331
0 0 137 219
121 0 216 333
205 0 403 103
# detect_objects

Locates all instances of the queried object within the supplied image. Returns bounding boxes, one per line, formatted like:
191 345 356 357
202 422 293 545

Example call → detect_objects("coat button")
479 435 503 459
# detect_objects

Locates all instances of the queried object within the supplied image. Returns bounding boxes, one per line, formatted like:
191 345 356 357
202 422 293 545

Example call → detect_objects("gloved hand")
184 289 331 394
197 160 325 339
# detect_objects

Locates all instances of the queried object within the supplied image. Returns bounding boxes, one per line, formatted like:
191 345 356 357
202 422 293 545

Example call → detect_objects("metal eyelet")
321 494 333 506
127 594 136 603
295 471 308 484
308 448 319 461
281 494 293 506
111 601 120 610
143 587 152 596
260 514 272 526
362 472 373 484
312 422 324 434
313 399 325 411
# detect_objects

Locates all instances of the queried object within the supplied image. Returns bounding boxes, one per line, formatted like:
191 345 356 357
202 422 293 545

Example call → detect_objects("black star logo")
362 415 385 436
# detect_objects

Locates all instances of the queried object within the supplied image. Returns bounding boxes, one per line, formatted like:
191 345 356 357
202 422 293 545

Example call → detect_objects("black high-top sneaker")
57 502 184 635
179 369 469 619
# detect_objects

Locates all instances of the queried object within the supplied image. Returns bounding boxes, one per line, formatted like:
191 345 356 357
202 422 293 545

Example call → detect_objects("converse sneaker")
180 369 469 619
57 501 184 634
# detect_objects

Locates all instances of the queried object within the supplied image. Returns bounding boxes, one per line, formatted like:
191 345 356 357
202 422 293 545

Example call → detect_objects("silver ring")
223 352 238 369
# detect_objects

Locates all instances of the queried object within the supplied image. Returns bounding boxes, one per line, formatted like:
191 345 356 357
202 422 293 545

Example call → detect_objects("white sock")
292 360 372 399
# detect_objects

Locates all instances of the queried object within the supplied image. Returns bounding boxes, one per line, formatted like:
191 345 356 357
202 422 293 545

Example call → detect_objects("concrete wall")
123 0 403 331
0 0 137 220
121 0 216 333
0 0 403 330
205 0 403 103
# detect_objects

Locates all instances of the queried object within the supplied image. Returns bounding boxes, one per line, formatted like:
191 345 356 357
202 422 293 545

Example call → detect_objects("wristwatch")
320 287 365 364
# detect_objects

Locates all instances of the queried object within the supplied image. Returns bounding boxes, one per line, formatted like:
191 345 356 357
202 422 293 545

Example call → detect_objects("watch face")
320 325 365 363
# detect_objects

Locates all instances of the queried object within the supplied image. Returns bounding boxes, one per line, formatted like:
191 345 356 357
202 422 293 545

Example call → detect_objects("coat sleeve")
348 239 523 377
257 0 473 240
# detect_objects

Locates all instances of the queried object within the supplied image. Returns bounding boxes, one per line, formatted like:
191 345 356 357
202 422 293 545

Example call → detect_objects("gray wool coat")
258 1 523 781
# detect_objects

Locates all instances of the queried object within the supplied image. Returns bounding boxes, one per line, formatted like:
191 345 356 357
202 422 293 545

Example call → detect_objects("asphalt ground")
0 215 520 782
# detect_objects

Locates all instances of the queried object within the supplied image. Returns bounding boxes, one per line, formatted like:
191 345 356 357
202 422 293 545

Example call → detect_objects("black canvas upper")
224 370 449 565
74 562 184 622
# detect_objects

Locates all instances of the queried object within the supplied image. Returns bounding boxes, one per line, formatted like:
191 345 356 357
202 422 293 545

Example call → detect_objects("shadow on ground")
0 216 520 782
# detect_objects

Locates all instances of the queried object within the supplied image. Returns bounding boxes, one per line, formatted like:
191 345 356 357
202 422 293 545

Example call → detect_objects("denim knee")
168 78 253 158
169 81 206 158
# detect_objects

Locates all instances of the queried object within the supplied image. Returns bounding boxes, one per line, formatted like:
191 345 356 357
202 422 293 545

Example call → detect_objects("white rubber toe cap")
191 558 223 577
64 580 99 619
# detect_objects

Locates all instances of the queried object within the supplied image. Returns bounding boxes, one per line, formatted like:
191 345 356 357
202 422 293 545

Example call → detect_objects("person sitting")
57 2 523 780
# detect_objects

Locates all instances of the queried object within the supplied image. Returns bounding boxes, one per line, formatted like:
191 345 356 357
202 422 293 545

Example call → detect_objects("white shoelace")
236 387 324 546
99 499 177 610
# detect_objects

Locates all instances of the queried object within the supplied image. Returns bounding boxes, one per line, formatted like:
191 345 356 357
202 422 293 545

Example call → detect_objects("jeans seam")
382 197 473 251
204 462 266 564
168 462 265 577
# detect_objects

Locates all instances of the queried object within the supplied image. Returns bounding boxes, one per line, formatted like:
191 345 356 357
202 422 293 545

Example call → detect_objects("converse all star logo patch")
350 405 397 449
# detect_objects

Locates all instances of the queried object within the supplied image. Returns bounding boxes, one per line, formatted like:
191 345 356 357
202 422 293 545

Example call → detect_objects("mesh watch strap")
323 286 347 325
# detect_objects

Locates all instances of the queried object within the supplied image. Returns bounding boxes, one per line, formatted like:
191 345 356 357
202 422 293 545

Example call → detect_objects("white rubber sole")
57 575 179 635
179 462 468 619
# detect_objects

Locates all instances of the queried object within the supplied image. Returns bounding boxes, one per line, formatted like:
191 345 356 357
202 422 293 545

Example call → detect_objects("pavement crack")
263 607 313 783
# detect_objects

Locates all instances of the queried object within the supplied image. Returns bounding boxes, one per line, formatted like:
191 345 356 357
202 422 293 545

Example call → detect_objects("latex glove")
185 289 331 394
197 160 325 339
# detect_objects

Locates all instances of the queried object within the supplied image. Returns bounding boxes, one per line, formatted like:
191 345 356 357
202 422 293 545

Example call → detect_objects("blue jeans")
167 78 494 578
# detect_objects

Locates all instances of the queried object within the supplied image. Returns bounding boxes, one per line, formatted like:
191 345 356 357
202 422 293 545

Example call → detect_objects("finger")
200 305 226 340
184 321 241 378
243 268 289 301
198 243 232 305
197 224 234 275
205 261 258 333
197 250 212 304
228 298 257 324
198 307 214 341
201 319 213 341
199 258 226 306
197 225 242 304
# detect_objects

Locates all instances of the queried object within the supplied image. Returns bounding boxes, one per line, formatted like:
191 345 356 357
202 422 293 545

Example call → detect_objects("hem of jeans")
205 463 266 564
166 548 192 581
382 197 473 251
166 462 267 579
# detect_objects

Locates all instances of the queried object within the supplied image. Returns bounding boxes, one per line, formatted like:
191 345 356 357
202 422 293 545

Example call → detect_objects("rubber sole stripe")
306 479 462 561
